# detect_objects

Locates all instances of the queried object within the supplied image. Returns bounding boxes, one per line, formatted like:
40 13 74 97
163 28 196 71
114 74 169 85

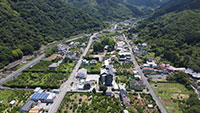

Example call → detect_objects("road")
124 34 168 113
0 54 45 85
48 32 98 113
0 36 85 86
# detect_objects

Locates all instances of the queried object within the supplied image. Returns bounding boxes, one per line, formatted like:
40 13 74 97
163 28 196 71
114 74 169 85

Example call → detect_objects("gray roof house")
120 89 130 106
77 68 87 79
20 100 35 113
130 80 145 91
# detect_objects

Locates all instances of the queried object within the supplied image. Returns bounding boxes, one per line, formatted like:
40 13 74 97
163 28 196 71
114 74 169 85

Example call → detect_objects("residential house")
77 68 87 79
20 100 35 113
82 59 89 66
90 59 97 64
120 89 130 106
143 67 154 72
81 43 86 47
100 65 113 86
129 80 145 91
160 64 185 72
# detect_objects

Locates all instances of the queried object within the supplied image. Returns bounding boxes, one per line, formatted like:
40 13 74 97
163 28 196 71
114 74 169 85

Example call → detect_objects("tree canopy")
0 0 105 68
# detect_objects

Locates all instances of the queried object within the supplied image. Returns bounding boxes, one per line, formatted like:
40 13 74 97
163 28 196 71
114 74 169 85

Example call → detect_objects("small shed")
106 90 112 96
148 104 153 109
82 59 89 66
9 100 16 106
123 110 129 113
52 89 60 94
48 63 59 70
29 108 40 113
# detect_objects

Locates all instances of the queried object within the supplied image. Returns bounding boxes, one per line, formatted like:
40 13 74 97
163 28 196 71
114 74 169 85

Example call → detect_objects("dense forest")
152 0 200 18
129 10 200 72
65 0 169 21
117 0 169 7
0 0 105 68
65 0 144 21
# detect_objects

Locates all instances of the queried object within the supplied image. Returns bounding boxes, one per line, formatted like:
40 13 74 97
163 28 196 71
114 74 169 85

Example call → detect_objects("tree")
22 44 34 55
12 49 23 59
100 84 107 95
93 42 104 52
92 88 96 94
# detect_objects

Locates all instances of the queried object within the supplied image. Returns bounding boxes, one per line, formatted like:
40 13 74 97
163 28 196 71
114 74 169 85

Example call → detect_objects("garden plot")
151 82 193 113
0 90 33 113
128 93 161 113
58 93 123 113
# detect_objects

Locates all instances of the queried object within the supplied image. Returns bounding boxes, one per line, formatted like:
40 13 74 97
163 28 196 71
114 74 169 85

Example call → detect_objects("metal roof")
31 93 50 100
20 100 35 112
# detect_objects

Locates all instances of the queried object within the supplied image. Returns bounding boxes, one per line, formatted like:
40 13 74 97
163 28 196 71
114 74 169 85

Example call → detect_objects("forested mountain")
129 9 200 72
65 0 169 21
152 0 200 17
65 0 144 21
117 0 169 7
0 0 105 68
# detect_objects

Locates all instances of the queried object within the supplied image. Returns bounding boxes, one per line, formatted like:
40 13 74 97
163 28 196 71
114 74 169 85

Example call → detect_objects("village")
0 18 200 113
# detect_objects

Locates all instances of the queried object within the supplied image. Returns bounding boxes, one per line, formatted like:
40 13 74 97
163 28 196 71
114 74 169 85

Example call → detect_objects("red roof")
143 67 154 70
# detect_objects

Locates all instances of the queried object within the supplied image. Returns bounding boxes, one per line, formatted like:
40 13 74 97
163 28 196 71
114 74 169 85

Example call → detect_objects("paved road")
0 54 45 85
0 36 85 86
0 85 34 91
124 34 168 113
48 32 98 113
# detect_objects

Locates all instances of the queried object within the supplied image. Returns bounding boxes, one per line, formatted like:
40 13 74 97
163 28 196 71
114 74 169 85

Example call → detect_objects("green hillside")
0 0 105 68
118 0 169 7
152 0 200 17
129 10 200 72
65 0 144 21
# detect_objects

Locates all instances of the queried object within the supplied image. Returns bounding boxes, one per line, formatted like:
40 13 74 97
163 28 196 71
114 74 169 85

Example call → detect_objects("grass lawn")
0 90 33 113
58 93 123 113
151 82 193 113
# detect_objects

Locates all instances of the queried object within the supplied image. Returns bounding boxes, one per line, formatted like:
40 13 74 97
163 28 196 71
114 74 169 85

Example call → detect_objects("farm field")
0 90 33 113
4 59 76 89
58 93 123 113
128 93 161 113
3 72 66 89
151 82 193 113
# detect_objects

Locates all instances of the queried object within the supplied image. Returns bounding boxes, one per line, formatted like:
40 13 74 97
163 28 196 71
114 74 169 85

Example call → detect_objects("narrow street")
123 34 168 113
48 32 98 113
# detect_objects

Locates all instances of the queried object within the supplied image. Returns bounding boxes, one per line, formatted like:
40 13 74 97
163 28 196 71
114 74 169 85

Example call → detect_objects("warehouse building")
30 92 56 103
